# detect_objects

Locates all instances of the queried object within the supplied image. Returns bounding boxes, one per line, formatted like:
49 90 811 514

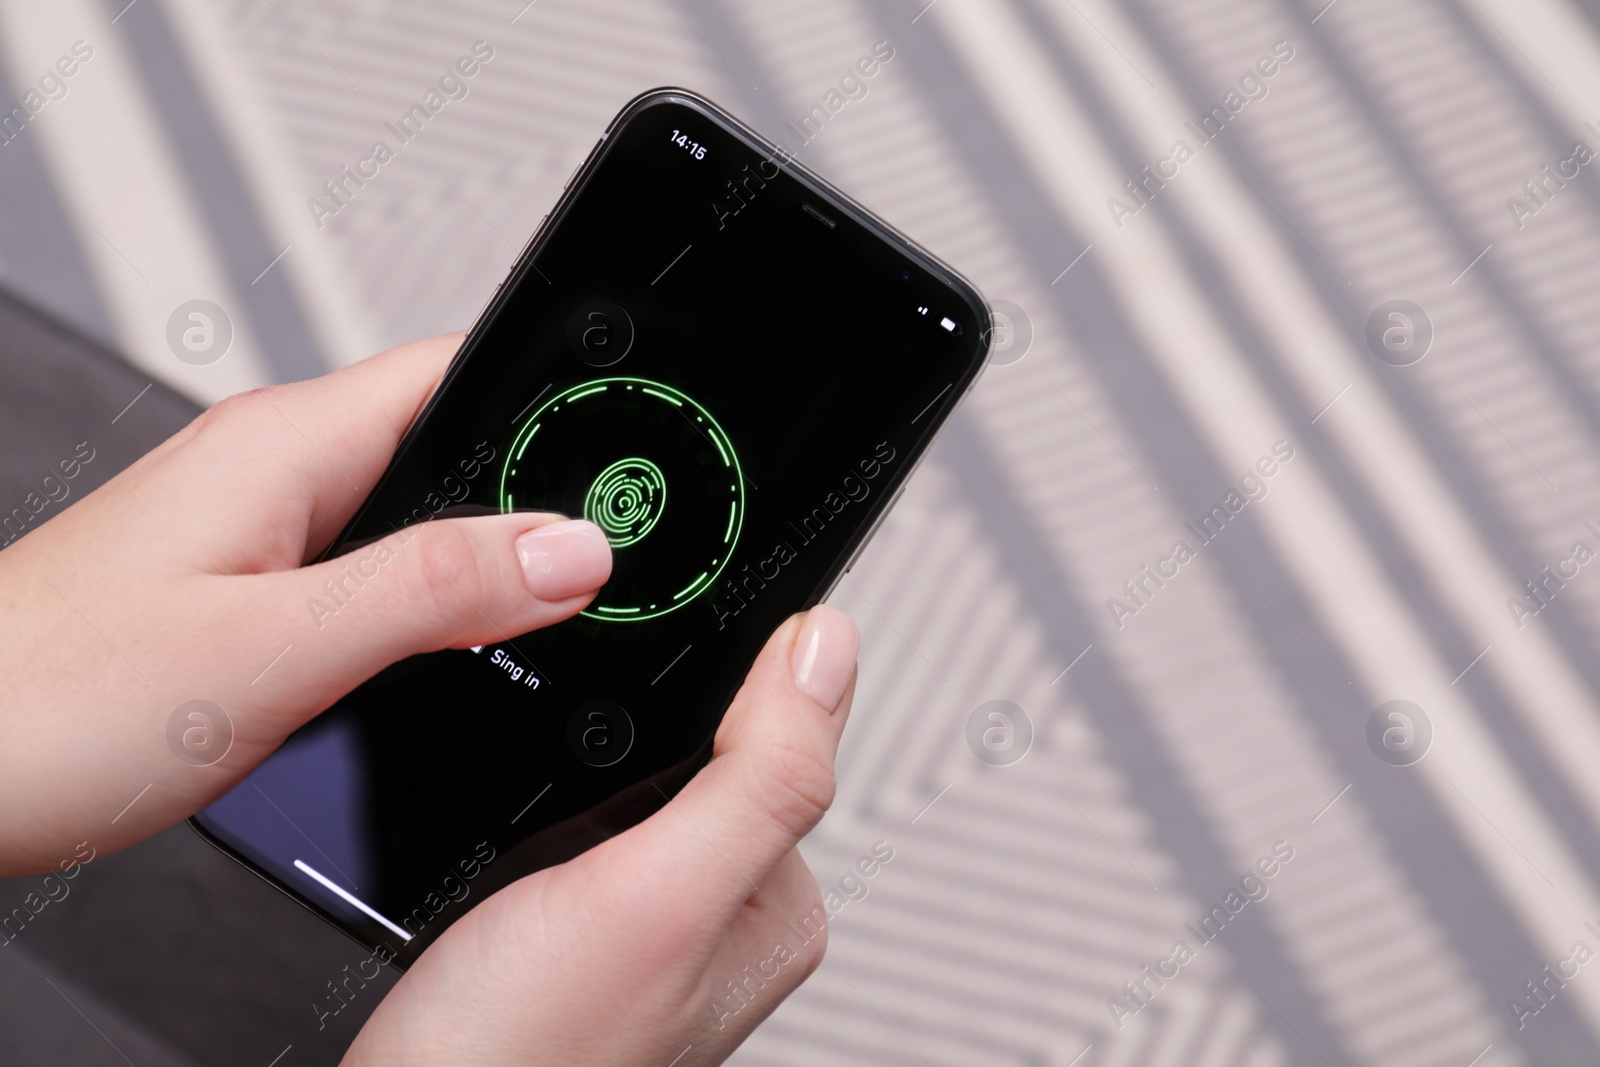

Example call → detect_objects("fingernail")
790 605 859 712
516 520 612 600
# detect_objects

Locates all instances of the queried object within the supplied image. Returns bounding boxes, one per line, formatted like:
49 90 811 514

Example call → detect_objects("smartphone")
194 87 990 962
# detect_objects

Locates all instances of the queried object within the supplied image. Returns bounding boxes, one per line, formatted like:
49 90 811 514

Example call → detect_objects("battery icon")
939 316 959 334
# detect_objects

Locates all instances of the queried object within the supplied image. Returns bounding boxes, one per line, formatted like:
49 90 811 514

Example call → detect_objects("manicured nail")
515 520 612 600
790 605 859 712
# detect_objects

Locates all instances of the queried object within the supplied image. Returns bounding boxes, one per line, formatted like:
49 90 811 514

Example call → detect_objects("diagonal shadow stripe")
1570 0 1600 40
104 0 327 382
1089 0 1600 928
883 2 1599 1056
1251 0 1600 458
938 410 1373 1067
0 51 114 343
1103 0 1600 765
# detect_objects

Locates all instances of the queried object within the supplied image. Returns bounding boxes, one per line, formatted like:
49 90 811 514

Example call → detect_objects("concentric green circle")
584 457 666 548
499 377 744 622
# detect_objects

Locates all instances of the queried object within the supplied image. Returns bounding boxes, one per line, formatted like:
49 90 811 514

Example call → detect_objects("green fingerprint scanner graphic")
500 376 744 622
585 457 666 548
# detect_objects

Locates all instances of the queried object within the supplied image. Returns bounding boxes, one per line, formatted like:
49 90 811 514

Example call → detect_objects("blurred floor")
4 0 1600 1063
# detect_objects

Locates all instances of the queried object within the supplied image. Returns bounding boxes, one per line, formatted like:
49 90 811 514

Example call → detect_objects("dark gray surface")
0 286 390 1065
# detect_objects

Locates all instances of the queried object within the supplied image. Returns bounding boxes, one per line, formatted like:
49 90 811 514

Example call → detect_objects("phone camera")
566 300 635 367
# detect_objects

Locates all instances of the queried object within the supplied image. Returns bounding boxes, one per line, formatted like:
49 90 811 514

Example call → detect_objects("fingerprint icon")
500 376 744 622
584 457 666 548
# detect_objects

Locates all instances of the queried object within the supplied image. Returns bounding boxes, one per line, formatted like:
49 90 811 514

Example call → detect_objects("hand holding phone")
0 334 616 873
0 321 861 1062
341 606 859 1067
196 88 987 959
174 94 983 975
0 85 987 1062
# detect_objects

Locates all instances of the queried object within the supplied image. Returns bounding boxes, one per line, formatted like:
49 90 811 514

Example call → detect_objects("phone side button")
564 137 604 189
468 283 505 330
514 215 550 273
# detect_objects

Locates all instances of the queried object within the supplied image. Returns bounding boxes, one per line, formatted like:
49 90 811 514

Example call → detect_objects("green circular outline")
500 377 745 622
584 456 666 549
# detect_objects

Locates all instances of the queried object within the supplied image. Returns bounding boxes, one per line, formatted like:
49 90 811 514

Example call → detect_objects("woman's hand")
0 333 613 871
0 330 860 1065
341 605 859 1067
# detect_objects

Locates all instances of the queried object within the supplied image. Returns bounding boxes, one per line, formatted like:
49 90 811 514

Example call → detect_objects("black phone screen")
195 90 987 958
